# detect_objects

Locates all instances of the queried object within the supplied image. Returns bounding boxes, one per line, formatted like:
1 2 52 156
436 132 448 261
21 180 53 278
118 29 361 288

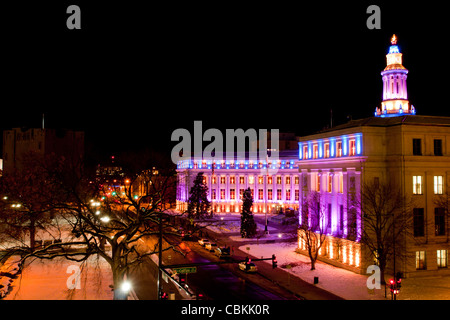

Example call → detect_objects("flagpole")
211 162 215 216
264 153 269 235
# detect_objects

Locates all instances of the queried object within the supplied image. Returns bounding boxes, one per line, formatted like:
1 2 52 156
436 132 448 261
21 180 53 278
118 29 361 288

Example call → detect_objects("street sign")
173 267 197 274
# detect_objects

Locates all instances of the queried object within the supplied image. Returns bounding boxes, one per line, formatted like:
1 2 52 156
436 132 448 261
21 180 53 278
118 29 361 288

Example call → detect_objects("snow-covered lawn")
4 255 113 300
241 242 450 300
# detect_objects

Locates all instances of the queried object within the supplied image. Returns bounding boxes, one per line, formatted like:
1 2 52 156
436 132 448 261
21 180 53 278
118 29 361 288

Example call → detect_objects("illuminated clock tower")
375 34 415 117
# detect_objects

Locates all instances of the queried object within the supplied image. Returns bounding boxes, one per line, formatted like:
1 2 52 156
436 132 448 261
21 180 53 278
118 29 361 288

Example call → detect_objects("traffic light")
389 277 401 297
272 254 277 269
389 278 395 292
179 274 187 288
160 291 168 300
396 272 402 289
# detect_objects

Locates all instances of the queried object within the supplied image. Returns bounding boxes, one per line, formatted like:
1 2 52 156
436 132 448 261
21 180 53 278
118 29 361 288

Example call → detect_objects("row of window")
179 159 297 169
412 175 444 195
413 138 444 156
208 175 300 185
300 136 361 160
313 173 345 193
416 250 448 270
211 188 300 201
413 207 447 237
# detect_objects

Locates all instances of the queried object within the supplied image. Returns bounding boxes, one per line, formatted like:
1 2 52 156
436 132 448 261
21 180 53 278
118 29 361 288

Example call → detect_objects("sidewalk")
2 255 113 300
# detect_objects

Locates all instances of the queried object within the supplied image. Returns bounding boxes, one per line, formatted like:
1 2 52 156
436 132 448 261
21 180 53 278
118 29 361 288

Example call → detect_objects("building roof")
316 115 450 134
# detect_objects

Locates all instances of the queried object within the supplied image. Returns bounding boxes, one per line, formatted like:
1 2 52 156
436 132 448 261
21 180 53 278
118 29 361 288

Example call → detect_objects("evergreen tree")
187 172 211 219
240 188 257 238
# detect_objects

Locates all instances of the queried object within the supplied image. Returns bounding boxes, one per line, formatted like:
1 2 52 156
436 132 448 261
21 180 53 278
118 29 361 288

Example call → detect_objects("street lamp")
121 281 132 294
114 280 132 300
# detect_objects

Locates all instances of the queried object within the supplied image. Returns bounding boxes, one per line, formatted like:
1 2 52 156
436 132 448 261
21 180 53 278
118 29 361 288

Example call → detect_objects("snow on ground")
4 254 113 300
205 213 296 242
241 242 450 300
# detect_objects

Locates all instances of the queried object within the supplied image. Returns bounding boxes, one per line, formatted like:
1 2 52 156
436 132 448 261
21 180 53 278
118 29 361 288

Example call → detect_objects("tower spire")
375 34 415 117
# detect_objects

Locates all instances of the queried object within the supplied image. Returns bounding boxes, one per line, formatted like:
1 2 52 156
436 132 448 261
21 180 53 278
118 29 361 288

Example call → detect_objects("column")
403 75 407 99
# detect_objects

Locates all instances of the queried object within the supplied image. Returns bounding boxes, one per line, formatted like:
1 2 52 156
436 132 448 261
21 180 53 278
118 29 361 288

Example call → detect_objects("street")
126 212 343 300
128 232 293 300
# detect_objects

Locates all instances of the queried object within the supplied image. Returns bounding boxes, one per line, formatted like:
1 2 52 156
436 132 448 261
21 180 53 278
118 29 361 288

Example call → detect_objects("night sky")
2 2 449 160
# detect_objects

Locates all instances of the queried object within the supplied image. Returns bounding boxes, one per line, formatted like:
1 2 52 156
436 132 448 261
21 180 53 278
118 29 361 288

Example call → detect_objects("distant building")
2 127 84 173
176 148 300 214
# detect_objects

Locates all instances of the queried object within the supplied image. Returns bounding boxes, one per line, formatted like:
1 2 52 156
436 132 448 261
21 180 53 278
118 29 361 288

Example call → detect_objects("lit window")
220 176 226 184
338 174 343 193
258 189 264 200
327 174 332 193
286 176 291 185
239 176 245 184
276 176 282 184
313 145 319 159
277 189 282 200
324 143 330 158
434 176 443 195
268 189 273 200
230 176 235 184
316 174 321 192
230 189 235 200
268 176 273 184
413 176 423 195
258 176 264 184
220 189 226 200
349 139 356 156
303 145 308 159
336 141 342 157
286 189 291 201
294 176 299 185
248 175 254 184
416 251 426 270
437 250 448 268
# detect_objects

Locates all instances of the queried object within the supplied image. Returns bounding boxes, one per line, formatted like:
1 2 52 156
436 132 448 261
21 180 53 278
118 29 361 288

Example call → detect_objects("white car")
205 242 217 252
198 239 210 246
239 261 258 273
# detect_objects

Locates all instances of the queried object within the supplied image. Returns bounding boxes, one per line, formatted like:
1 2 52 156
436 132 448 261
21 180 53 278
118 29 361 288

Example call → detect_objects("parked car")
205 242 217 252
198 239 210 246
239 261 258 273
214 247 231 259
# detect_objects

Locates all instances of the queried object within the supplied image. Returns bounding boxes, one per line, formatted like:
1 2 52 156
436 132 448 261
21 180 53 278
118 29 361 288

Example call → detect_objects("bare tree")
0 150 187 299
298 191 327 270
0 152 66 251
357 179 413 284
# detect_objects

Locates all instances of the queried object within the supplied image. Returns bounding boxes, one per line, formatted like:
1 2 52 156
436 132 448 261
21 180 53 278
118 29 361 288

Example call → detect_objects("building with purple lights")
296 36 450 277
176 35 450 277
176 150 300 214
